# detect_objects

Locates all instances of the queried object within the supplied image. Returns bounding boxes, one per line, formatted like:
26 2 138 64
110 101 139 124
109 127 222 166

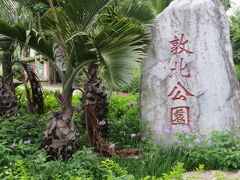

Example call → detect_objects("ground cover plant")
0 0 156 158
0 0 239 179
0 89 240 179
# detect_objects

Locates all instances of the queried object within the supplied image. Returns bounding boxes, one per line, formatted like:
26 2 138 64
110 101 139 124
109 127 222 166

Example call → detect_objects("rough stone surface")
141 0 240 145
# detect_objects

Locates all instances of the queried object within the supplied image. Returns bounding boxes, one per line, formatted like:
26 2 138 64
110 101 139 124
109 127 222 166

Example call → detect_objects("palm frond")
0 35 13 50
0 19 54 59
113 0 156 25
95 19 146 88
59 0 113 31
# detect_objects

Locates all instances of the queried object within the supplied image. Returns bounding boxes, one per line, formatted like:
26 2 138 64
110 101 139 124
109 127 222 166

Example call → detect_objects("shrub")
16 88 82 112
235 65 240 81
106 93 152 149
0 149 104 179
6 88 240 179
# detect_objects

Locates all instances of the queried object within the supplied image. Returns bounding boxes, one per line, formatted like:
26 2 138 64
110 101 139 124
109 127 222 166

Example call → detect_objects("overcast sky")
227 0 240 16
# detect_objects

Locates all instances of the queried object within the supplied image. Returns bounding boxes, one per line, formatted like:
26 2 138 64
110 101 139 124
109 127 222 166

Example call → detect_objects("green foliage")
0 160 34 179
139 163 187 180
220 0 231 10
106 93 152 149
16 88 82 112
102 159 135 180
147 0 172 14
16 88 149 149
235 65 240 80
0 148 105 179
113 69 141 93
0 64 2 75
114 129 240 179
231 10 240 65
32 2 48 15
3 90 240 179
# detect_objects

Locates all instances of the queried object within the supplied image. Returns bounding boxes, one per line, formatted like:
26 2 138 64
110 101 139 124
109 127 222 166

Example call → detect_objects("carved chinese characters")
168 34 194 125
169 58 191 78
171 106 190 125
170 34 193 55
141 0 240 146
168 82 194 102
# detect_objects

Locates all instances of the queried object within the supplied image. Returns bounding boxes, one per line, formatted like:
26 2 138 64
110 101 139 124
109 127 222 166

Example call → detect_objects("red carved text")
170 34 193 55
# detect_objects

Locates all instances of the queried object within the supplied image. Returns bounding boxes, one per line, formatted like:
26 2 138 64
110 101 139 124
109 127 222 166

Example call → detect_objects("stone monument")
141 0 240 145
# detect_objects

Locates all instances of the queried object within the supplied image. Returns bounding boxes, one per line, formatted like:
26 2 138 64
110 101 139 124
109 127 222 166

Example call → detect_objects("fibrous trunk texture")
44 92 77 160
2 45 14 92
81 64 109 137
0 76 18 118
81 64 111 155
21 62 44 114
82 64 138 156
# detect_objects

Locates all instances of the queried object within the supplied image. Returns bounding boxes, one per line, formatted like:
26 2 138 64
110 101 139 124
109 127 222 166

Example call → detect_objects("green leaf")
0 19 54 59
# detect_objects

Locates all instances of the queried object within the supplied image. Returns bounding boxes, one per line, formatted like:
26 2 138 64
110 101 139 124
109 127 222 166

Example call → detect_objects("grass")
113 147 190 179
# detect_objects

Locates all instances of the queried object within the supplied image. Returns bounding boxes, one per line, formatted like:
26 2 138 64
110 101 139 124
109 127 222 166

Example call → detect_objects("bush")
6 88 240 179
0 149 105 179
106 93 152 149
115 129 240 179
235 65 240 81
0 153 188 180
16 88 82 112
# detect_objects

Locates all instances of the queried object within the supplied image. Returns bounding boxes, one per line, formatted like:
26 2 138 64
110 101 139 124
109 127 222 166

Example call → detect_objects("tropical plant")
0 0 155 158
80 0 155 154
0 0 44 115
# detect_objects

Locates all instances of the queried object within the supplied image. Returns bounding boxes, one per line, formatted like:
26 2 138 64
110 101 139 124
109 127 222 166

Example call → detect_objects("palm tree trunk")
81 63 109 136
21 62 45 114
44 0 76 159
44 82 77 160
0 76 18 118
82 63 139 156
0 44 18 118
81 63 111 155
2 45 14 92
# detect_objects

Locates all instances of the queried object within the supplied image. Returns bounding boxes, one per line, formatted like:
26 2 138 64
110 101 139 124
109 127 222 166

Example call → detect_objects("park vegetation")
1 0 240 179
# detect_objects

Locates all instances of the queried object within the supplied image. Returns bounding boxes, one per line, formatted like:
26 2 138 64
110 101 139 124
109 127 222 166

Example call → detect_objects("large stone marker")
141 0 240 145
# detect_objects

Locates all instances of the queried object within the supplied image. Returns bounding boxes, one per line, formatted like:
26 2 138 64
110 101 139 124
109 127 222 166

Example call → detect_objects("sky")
227 0 240 16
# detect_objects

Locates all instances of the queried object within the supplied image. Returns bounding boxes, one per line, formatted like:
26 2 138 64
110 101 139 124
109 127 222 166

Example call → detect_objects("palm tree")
0 0 155 158
0 0 44 115
45 0 155 157
81 0 156 140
